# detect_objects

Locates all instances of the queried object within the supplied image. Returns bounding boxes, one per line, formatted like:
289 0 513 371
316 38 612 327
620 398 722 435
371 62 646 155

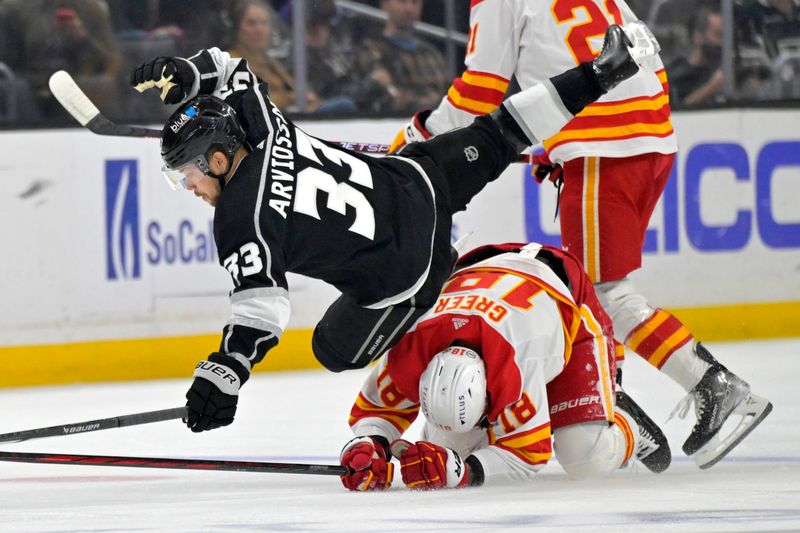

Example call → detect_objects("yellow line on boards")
0 300 798 387
0 329 320 387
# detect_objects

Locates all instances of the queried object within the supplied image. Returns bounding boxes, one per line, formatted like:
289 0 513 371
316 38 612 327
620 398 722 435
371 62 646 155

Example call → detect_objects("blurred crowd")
0 0 797 127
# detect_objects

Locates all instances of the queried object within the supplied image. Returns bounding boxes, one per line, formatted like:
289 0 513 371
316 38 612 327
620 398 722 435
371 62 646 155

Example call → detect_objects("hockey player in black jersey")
131 25 659 433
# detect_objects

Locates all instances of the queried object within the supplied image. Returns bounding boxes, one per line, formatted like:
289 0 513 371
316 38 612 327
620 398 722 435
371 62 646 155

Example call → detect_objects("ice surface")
0 339 798 532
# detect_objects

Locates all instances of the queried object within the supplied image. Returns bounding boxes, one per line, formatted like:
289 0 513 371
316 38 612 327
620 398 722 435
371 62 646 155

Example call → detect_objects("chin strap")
206 152 236 189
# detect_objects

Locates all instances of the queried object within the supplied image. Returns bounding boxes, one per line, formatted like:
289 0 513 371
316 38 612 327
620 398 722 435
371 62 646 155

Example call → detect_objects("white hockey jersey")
424 0 678 164
348 244 615 484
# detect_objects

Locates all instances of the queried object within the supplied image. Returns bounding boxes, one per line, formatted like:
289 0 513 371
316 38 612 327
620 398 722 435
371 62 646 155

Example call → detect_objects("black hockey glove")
130 57 196 104
185 353 249 433
591 24 639 94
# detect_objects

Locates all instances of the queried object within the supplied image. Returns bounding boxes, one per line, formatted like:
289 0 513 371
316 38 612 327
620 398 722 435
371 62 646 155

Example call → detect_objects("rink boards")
1 109 798 386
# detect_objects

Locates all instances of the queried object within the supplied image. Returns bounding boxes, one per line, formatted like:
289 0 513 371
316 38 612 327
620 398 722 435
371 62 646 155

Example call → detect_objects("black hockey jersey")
217 89 439 306
187 48 442 371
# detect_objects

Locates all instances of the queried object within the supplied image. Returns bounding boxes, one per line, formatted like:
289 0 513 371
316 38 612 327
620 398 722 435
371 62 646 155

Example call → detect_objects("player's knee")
594 279 653 330
311 328 369 373
554 422 622 479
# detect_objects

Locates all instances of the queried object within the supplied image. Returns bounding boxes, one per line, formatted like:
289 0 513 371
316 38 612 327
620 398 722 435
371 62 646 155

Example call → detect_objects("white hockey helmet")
419 345 487 433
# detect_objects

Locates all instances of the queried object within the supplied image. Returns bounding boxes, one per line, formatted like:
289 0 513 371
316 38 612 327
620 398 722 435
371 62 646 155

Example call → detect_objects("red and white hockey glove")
391 439 469 490
339 436 394 491
389 110 433 153
530 152 563 186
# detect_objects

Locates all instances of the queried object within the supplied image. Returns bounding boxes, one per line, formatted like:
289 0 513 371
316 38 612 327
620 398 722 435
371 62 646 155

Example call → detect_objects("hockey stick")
0 450 347 476
0 407 187 444
49 71 162 138
48 71 534 163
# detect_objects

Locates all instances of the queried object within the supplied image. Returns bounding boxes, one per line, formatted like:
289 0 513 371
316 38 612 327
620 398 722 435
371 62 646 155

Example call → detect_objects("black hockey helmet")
160 95 246 189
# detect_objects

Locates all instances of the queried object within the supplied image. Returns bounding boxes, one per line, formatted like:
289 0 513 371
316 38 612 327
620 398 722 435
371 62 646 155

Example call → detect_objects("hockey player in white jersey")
340 243 670 491
129 26 659 435
389 4 771 469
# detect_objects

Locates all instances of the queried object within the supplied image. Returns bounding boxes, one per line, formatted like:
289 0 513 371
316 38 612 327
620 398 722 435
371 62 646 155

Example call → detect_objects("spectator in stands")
229 0 319 112
650 0 719 64
305 0 358 113
738 0 800 56
152 0 233 55
0 0 119 117
349 0 450 113
652 0 719 27
666 8 725 106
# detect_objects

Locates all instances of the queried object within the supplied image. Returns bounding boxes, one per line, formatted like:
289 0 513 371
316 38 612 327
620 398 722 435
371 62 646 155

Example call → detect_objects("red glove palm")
391 440 469 490
339 437 394 491
530 152 563 186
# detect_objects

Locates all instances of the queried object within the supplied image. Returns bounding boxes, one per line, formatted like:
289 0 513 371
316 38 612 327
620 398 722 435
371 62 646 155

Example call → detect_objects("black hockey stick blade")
0 407 188 444
48 70 161 138
0 451 347 476
85 113 162 138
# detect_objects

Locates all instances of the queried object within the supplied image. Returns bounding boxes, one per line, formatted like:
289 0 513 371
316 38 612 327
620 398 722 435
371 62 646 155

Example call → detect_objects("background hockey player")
340 242 670 491
388 4 771 469
129 25 656 434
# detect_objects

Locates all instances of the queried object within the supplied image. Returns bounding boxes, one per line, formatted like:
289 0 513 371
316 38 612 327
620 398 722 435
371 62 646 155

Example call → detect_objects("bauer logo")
105 160 141 280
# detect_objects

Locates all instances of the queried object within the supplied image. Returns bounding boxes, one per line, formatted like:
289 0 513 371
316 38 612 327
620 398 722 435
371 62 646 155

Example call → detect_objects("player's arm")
390 0 518 151
340 356 419 491
184 218 290 433
224 82 285 149
348 356 420 441
467 370 555 486
184 290 288 433
130 47 259 104
389 397 555 490
426 0 519 135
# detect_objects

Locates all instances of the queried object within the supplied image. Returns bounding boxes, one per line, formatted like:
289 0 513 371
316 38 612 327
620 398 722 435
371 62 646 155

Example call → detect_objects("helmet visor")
161 155 211 190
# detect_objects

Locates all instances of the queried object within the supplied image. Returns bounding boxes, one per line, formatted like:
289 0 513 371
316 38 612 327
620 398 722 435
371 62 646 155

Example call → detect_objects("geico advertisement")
452 109 800 307
0 109 798 346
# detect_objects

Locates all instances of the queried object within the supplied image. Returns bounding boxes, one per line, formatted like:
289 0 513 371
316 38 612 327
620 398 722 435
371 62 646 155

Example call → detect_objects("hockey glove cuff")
530 152 563 186
391 439 469 490
389 110 433 153
340 436 394 491
185 353 249 433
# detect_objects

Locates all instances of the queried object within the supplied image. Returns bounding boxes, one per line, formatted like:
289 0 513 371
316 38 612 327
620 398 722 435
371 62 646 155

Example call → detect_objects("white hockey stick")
49 70 162 138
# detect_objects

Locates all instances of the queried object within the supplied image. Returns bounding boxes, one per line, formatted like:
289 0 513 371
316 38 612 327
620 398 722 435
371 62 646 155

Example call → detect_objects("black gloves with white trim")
130 57 196 105
185 353 250 432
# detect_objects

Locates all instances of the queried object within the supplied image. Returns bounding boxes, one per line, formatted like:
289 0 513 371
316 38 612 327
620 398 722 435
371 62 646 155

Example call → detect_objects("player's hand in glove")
389 110 433 153
391 439 469 490
185 353 249 433
130 57 197 104
339 436 394 491
530 152 563 187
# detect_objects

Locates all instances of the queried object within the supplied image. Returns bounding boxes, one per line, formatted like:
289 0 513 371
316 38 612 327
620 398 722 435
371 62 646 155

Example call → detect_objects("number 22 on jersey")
551 0 623 63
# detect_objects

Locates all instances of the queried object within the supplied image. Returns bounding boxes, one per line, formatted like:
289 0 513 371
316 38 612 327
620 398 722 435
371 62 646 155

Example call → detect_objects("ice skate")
672 343 773 469
616 390 671 473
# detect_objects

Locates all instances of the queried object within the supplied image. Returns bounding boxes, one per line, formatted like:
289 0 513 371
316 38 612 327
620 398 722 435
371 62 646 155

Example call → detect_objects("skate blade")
693 393 773 469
